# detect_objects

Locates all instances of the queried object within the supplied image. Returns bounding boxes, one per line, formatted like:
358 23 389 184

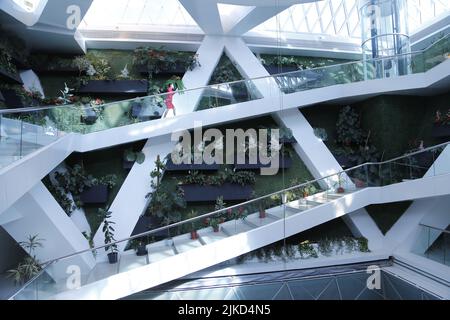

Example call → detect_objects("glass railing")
9 141 449 300
0 34 448 170
413 224 449 267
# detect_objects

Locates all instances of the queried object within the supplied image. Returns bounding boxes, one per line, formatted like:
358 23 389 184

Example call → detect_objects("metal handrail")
419 224 450 234
9 140 449 299
1 32 448 115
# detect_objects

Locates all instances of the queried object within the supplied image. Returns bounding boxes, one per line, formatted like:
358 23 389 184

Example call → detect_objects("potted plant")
186 210 201 240
101 209 118 264
124 148 146 165
334 173 346 193
207 216 223 233
134 238 148 256
7 235 44 284
259 203 267 219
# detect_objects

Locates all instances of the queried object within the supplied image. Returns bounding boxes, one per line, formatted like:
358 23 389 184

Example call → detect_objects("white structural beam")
225 36 375 243
93 135 174 253
174 36 226 115
224 37 344 186
2 182 95 279
1 59 448 218
342 209 385 251
227 6 289 36
0 134 74 216
179 0 223 35
51 172 450 299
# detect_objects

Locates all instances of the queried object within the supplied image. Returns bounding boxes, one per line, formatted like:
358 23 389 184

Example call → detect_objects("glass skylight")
80 0 198 29
249 0 450 39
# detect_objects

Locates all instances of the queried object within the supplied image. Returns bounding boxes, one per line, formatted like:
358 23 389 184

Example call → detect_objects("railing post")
20 120 24 159
365 165 369 187
389 162 393 185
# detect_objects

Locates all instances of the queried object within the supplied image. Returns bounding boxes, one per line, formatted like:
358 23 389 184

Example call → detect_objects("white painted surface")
0 134 75 215
1 182 95 279
19 70 45 97
174 36 226 115
342 208 385 251
49 173 450 299
0 0 48 26
92 136 175 252
425 145 450 178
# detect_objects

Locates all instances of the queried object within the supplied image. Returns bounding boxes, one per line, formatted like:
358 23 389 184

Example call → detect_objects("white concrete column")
93 135 175 252
2 182 95 279
174 36 226 115
342 208 385 251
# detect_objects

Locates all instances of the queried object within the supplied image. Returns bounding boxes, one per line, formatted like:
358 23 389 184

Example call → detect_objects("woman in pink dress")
164 83 176 117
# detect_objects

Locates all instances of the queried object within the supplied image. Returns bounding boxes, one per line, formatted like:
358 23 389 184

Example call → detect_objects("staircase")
9 141 450 300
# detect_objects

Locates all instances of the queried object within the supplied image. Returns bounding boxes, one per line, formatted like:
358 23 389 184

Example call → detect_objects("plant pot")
136 244 148 256
190 230 199 240
107 252 118 264
354 179 366 189
212 226 220 233
259 209 266 219
337 187 345 194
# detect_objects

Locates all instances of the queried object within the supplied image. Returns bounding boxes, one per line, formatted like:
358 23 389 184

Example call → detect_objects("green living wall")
302 91 450 160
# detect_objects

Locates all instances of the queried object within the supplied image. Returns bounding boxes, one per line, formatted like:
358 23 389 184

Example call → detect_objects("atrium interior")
0 0 449 300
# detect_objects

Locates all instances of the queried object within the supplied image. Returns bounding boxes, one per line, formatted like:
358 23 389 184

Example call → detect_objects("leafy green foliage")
101 209 117 253
209 55 242 84
124 148 146 165
180 168 256 186
336 105 365 146
132 47 200 78
47 164 117 215
146 156 186 225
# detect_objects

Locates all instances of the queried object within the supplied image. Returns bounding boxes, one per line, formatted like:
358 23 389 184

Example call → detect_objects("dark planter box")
80 185 108 204
2 89 27 109
137 63 186 76
234 155 293 171
165 158 220 172
264 64 298 75
180 183 253 202
77 80 148 96
432 124 450 138
0 68 23 85
123 158 134 170
34 66 81 75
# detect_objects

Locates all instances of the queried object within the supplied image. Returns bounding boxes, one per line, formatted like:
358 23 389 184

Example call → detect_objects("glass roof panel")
80 0 199 30
249 0 449 39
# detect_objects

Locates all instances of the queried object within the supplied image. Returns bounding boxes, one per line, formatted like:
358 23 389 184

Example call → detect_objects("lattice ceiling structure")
79 0 449 38
250 0 450 38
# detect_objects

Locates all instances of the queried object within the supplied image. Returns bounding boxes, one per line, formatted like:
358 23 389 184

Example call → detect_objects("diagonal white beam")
223 37 280 104
179 0 224 34
217 0 319 6
224 37 343 185
94 36 226 251
174 36 226 115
